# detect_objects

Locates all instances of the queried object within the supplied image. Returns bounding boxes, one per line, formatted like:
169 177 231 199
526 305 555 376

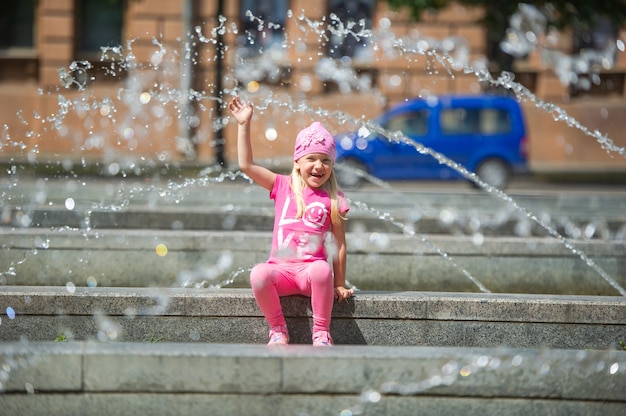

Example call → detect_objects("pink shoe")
268 326 289 346
312 331 333 347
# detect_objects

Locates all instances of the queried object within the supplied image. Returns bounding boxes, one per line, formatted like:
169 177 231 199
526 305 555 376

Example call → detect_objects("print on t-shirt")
269 175 348 264
276 195 326 261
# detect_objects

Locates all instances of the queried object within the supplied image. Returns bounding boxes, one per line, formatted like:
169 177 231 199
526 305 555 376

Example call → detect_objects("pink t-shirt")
267 174 349 263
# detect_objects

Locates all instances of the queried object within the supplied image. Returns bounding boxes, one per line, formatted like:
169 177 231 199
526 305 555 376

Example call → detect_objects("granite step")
1 287 624 350
1 228 624 295
0 341 624 416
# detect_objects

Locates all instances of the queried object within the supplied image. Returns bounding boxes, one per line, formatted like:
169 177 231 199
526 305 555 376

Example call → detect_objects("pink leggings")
249 260 334 333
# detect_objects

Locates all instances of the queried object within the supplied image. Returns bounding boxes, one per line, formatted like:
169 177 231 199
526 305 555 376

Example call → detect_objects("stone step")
5 205 625 239
1 287 624 350
0 341 624 416
1 228 624 295
5 178 626 218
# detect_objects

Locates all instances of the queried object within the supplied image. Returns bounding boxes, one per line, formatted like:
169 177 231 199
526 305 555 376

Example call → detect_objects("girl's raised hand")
228 96 253 125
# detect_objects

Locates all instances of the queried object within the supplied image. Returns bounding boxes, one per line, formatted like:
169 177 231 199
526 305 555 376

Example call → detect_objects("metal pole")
215 0 226 167
178 0 194 158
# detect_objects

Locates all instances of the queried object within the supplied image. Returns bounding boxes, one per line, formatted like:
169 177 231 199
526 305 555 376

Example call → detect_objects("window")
570 14 622 97
0 0 35 50
441 108 511 135
386 111 429 137
0 0 37 80
480 109 511 134
76 0 124 60
72 0 125 87
441 109 479 135
238 0 288 59
327 0 375 60
234 0 289 85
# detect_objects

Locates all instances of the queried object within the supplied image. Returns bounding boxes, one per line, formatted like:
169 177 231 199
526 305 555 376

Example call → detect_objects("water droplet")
6 307 15 320
265 127 278 141
439 209 456 226
476 355 489 367
139 92 151 104
361 389 381 403
388 74 402 87
107 163 120 176
355 137 368 150
357 126 370 138
247 81 259 93
299 75 312 91
66 282 76 294
583 223 596 239
156 244 168 257
65 198 75 210
86 276 98 287
369 232 389 249
472 233 485 246
95 312 121 341
123 127 134 140
100 104 111 117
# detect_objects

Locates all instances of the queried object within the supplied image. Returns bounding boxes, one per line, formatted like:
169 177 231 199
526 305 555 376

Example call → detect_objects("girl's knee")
308 260 332 285
250 264 274 290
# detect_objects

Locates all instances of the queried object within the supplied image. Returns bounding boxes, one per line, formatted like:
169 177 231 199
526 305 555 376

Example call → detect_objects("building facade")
1 0 625 174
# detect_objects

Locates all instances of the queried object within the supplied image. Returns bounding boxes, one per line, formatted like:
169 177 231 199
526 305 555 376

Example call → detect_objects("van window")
385 110 429 137
441 108 478 134
441 108 511 135
480 109 511 134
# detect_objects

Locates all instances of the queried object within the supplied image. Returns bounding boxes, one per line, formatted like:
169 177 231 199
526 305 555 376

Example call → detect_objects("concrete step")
1 287 624 350
4 205 625 239
1 228 624 295
3 178 626 240
0 341 624 416
4 178 626 219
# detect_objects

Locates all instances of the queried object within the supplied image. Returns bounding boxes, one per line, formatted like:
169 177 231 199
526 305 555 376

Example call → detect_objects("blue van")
334 95 529 189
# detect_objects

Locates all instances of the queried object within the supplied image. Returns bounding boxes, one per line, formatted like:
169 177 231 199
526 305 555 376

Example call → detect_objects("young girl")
228 96 354 347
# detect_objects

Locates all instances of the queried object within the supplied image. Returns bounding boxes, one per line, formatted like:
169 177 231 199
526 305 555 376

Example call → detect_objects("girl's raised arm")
229 97 276 191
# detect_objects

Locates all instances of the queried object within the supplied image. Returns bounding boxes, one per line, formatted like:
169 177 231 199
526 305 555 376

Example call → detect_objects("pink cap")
293 122 336 161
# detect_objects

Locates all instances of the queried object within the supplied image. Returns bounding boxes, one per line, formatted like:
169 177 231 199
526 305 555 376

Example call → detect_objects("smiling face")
295 153 334 188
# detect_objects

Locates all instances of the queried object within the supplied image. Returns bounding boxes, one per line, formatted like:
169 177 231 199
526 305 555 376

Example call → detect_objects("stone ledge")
4 207 625 238
1 229 625 294
0 287 624 349
4 228 624 256
1 286 625 323
1 394 625 416
0 342 624 416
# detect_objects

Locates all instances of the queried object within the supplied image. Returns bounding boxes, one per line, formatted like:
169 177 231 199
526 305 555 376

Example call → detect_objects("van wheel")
475 159 510 189
336 159 367 188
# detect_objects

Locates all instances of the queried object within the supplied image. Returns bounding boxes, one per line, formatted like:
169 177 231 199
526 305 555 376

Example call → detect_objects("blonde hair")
290 166 346 226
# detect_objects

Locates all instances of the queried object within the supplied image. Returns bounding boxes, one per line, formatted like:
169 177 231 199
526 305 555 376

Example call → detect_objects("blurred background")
0 0 625 182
